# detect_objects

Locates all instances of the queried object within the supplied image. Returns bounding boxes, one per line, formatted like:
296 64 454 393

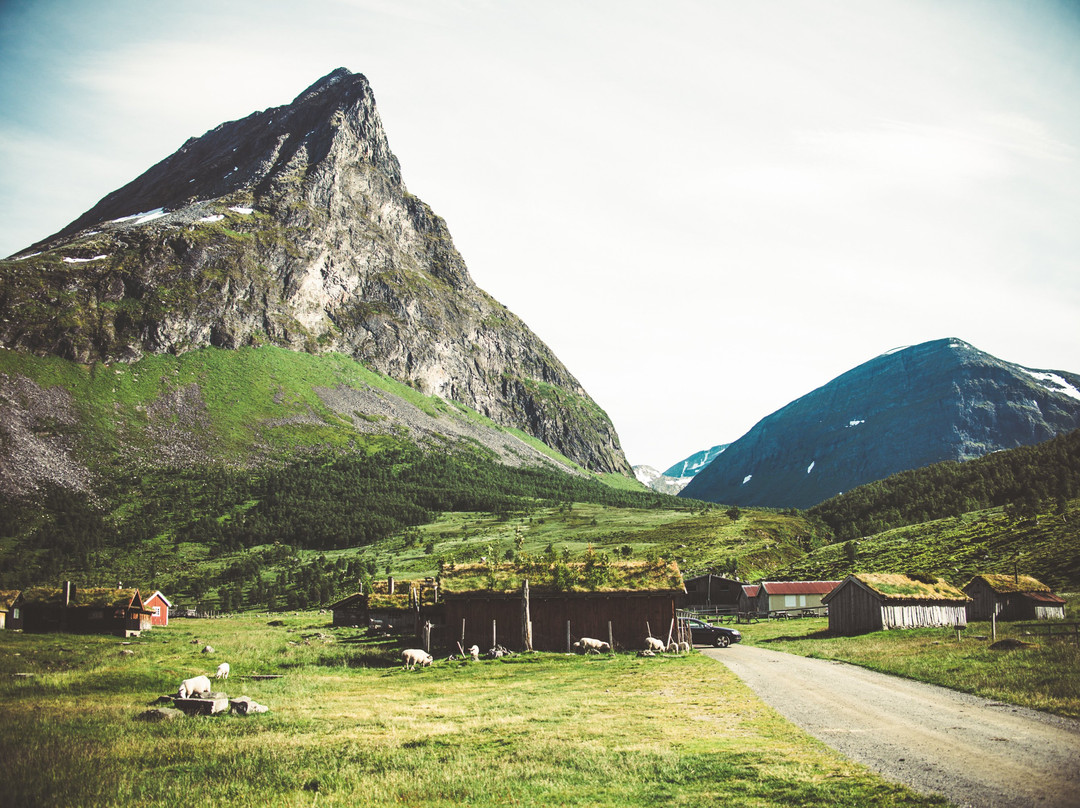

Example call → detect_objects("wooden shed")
144 591 172 627
0 590 20 630
684 574 743 607
329 578 440 631
738 585 760 616
757 580 841 616
963 574 1066 621
16 583 152 636
439 559 686 652
822 573 969 636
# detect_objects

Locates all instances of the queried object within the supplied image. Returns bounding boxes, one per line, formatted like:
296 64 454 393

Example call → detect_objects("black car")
684 617 742 648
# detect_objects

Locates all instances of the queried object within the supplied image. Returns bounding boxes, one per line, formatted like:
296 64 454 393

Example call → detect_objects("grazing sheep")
572 637 611 654
644 637 665 653
666 641 678 653
215 662 230 680
468 645 480 662
402 648 433 670
201 645 214 654
678 641 691 653
177 674 213 699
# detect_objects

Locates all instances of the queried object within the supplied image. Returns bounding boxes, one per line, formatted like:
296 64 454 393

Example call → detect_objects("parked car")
684 617 742 648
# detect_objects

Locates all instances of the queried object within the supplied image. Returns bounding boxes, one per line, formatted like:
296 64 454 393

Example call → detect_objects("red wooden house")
144 591 172 627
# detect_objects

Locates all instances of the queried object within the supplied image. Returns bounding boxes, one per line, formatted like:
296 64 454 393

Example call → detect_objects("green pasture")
0 613 945 807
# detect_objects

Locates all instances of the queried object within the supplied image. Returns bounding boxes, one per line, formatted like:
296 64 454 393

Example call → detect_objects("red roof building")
144 591 172 627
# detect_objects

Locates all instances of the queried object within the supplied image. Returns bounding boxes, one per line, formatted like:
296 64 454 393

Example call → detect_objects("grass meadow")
739 610 1080 719
0 613 946 808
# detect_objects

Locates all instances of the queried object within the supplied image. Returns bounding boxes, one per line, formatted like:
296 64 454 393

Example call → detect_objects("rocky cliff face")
0 69 629 475
680 339 1080 509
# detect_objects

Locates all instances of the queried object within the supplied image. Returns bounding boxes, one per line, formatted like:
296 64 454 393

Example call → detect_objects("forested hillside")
0 443 682 595
809 429 1080 540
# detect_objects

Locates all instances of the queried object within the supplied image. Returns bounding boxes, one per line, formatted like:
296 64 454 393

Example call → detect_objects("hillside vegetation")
778 497 1080 590
809 429 1080 539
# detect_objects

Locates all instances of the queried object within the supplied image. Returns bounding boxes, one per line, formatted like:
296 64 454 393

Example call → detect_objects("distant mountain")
633 465 692 495
0 68 630 481
663 445 729 478
680 339 1080 509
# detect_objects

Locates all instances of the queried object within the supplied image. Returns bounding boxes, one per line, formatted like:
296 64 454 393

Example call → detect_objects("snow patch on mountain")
1023 369 1080 402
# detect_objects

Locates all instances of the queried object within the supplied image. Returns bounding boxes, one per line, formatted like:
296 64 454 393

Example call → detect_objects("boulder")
230 696 269 715
136 707 186 722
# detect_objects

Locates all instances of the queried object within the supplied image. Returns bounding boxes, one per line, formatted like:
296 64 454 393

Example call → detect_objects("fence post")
566 620 571 653
608 620 614 654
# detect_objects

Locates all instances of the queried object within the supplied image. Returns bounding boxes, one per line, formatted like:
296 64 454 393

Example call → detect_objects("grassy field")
736 610 1080 719
0 614 947 807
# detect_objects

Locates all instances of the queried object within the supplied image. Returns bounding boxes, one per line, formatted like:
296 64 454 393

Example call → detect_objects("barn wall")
881 603 966 630
442 594 679 652
827 582 883 636
964 581 1001 621
1035 605 1066 620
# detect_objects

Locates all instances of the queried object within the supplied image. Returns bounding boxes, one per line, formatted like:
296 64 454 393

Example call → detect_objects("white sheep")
402 648 433 670
177 674 212 699
678 641 691 653
215 662 230 680
468 644 480 662
666 641 678 653
644 637 666 653
572 637 611 654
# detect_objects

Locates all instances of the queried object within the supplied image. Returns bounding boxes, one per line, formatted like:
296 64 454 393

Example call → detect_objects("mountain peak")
1 70 632 476
292 67 357 104
681 338 1080 508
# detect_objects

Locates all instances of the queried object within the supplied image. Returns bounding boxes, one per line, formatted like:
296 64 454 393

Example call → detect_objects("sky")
1 0 1079 470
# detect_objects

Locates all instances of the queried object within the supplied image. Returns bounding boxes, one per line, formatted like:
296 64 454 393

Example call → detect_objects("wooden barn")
822 573 969 636
0 590 20 630
15 583 152 636
756 580 841 616
684 574 743 608
439 559 687 652
963 574 1066 621
144 591 172 627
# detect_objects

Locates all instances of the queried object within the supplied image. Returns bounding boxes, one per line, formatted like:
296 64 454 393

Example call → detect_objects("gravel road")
703 644 1080 808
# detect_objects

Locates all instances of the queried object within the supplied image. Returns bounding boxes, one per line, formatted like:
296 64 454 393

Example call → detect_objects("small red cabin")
144 591 172 627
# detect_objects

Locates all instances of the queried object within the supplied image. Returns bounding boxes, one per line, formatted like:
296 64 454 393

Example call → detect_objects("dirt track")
703 644 1080 808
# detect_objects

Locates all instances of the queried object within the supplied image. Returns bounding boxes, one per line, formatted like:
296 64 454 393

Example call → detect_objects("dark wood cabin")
963 574 1066 621
439 560 687 652
822 573 968 636
683 574 743 608
16 584 152 636
738 584 760 616
330 578 440 631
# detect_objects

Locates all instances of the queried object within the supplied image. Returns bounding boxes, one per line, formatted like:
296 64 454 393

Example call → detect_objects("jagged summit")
45 68 401 245
1 70 631 475
680 338 1080 509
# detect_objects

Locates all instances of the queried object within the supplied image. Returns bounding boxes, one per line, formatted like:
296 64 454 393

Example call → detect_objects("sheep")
402 648 433 670
215 662 230 680
678 641 691 653
666 641 678 653
177 674 212 700
644 637 666 653
468 644 480 662
572 637 611 654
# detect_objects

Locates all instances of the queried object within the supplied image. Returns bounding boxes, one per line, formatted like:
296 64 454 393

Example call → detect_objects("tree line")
809 429 1080 539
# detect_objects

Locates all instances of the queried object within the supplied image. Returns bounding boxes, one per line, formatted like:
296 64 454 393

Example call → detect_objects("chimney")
388 576 395 595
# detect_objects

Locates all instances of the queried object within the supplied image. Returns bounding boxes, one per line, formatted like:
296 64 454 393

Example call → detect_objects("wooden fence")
1015 621 1080 645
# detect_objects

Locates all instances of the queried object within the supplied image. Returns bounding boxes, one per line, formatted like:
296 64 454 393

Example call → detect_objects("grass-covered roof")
439 559 685 596
851 573 967 602
18 587 143 608
967 574 1052 594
